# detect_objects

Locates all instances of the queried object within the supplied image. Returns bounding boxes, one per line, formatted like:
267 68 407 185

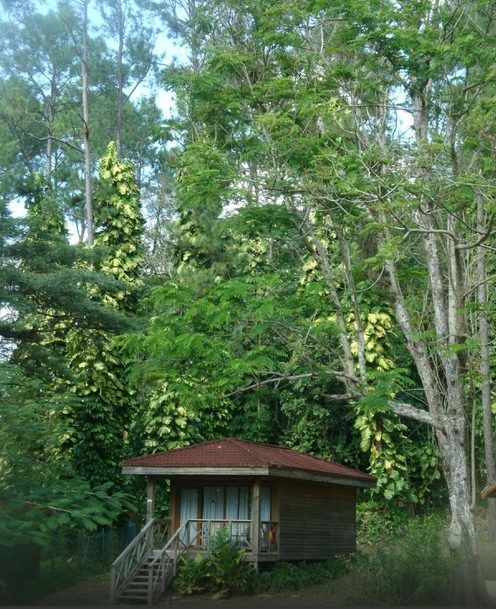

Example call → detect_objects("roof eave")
121 465 270 476
121 464 375 487
267 465 376 488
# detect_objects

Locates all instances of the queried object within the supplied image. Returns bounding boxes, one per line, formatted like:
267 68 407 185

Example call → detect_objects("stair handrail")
146 519 191 605
110 518 162 604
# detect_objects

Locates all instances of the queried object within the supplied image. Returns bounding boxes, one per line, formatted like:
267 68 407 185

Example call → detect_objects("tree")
148 0 496 601
63 142 145 484
0 184 135 555
99 0 157 155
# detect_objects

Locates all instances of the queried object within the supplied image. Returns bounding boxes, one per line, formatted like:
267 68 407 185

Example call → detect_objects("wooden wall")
277 480 356 560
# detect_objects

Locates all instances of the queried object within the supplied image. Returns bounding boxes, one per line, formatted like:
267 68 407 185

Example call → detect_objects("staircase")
116 550 163 604
110 519 188 605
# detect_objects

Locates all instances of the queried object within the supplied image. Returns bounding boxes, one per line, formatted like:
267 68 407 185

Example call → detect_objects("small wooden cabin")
110 438 375 605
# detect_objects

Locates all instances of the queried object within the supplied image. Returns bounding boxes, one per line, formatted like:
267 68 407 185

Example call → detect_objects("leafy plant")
172 527 257 599
258 556 351 592
354 515 457 605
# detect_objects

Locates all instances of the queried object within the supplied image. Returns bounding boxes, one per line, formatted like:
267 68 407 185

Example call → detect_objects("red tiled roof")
122 438 375 484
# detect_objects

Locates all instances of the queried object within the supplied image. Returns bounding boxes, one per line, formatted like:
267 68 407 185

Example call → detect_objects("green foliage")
172 528 257 598
62 143 145 485
357 500 416 547
258 556 351 592
355 369 441 503
96 141 144 306
354 515 458 605
174 139 233 277
0 364 134 549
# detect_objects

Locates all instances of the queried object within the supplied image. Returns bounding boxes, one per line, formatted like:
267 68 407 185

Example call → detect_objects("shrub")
354 515 457 605
171 554 211 596
258 555 351 592
357 500 413 546
207 527 258 597
171 527 257 599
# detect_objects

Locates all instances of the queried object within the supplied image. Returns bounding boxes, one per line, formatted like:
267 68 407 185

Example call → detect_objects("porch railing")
184 519 253 552
179 519 278 554
145 519 190 604
260 521 278 553
110 518 279 605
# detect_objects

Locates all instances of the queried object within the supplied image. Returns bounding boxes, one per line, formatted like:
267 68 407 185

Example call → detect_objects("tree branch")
225 373 314 397
27 133 83 155
456 214 494 250
387 401 443 430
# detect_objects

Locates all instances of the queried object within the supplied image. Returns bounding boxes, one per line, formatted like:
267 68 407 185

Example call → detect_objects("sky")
6 0 187 222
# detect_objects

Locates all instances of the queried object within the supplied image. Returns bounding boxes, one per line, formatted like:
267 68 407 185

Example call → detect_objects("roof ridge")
235 437 332 460
124 438 231 463
229 438 269 467
233 438 324 470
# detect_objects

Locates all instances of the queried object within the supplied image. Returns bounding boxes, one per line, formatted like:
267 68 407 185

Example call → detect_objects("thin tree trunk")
116 0 124 156
477 192 496 537
303 224 358 386
46 131 52 181
45 77 57 182
82 0 93 245
338 232 367 385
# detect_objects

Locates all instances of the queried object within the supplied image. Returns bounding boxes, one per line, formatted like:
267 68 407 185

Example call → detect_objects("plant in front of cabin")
207 527 257 598
171 527 257 599
258 555 351 592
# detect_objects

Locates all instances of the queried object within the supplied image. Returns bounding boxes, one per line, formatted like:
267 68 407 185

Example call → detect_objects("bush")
357 500 413 546
354 515 457 605
258 555 351 592
172 527 257 599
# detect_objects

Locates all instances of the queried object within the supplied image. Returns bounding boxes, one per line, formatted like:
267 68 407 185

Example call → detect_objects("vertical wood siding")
277 481 356 560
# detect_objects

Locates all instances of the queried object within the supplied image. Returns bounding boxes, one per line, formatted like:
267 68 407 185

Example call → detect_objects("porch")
110 516 278 605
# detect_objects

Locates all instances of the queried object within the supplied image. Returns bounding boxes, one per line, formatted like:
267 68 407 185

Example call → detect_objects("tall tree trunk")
436 414 486 604
82 0 93 245
46 130 52 181
477 192 496 536
116 0 124 156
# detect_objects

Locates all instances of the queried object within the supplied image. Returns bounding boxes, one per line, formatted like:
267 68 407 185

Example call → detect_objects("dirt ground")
16 527 496 607
29 572 357 608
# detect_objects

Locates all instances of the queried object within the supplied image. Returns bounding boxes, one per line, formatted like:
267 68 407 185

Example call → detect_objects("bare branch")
388 401 442 430
224 373 314 397
456 215 494 251
26 133 83 155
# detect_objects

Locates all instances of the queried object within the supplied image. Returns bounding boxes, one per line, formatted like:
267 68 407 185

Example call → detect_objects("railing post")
147 560 153 606
110 566 115 605
251 481 260 565
146 477 157 523
175 527 180 575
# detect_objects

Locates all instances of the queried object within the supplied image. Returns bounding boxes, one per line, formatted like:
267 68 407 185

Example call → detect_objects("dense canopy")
1 0 495 603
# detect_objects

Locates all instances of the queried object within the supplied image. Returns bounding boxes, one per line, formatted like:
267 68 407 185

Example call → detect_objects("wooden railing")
260 521 278 553
145 521 190 605
110 518 170 604
185 519 252 551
